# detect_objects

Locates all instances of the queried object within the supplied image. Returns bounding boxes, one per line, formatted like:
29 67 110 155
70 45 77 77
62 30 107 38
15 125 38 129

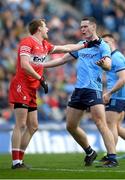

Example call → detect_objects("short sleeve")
43 40 54 53
69 41 84 59
100 41 111 59
113 53 125 72
69 51 78 59
19 37 32 57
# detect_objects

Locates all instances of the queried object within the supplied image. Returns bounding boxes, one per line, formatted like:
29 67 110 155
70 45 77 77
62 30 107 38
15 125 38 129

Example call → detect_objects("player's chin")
82 34 90 40
82 34 86 38
44 34 48 40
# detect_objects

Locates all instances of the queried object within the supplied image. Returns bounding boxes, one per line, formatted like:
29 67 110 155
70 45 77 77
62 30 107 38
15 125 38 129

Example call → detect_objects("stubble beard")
43 34 48 40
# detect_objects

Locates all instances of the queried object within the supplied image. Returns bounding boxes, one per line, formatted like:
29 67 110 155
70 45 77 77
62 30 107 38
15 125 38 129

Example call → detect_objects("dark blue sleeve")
69 51 78 59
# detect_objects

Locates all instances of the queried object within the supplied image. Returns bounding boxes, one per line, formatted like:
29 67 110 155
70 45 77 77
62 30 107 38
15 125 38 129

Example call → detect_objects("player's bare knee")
95 119 106 131
66 123 76 133
15 122 26 130
106 119 114 128
29 124 38 134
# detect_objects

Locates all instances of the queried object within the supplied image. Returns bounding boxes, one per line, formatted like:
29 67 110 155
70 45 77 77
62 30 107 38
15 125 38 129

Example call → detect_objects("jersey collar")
111 49 119 56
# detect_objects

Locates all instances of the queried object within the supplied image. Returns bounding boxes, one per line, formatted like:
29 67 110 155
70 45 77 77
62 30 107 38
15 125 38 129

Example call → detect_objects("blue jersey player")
100 34 125 162
43 17 118 167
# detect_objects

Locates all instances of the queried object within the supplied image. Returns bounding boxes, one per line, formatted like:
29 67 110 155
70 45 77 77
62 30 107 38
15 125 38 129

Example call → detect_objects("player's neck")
91 34 99 41
87 34 99 41
31 34 44 44
111 46 117 52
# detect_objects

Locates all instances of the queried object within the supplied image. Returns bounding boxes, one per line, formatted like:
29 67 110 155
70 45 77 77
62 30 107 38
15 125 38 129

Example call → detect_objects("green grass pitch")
0 153 125 179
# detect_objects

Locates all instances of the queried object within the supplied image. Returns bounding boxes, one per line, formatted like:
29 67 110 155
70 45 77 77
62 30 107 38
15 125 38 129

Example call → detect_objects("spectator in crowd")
0 0 125 125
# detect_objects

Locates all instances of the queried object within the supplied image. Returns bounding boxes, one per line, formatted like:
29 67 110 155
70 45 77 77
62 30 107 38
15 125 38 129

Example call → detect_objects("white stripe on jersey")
20 53 30 57
20 45 31 52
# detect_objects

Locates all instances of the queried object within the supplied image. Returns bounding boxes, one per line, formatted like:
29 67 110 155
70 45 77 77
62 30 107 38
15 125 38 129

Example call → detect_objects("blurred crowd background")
0 0 125 124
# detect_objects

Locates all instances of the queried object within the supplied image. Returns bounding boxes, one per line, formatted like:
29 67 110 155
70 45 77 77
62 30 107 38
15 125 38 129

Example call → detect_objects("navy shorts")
105 99 125 113
68 88 103 110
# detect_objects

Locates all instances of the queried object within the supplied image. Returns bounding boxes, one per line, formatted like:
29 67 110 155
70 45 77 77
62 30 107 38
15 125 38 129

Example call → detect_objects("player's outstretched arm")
52 42 87 53
96 56 111 71
52 39 101 53
42 53 74 68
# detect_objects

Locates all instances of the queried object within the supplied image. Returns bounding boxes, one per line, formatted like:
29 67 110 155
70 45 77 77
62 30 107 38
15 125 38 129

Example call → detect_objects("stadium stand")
0 0 125 125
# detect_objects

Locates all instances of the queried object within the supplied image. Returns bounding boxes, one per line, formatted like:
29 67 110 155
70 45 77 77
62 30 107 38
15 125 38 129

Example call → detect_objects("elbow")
21 64 26 70
21 63 28 72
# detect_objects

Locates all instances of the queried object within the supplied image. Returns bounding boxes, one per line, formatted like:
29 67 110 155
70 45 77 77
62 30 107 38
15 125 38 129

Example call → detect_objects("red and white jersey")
15 36 54 89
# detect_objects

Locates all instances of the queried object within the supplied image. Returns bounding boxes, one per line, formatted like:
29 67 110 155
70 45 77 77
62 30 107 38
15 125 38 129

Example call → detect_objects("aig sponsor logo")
80 53 98 58
33 56 46 63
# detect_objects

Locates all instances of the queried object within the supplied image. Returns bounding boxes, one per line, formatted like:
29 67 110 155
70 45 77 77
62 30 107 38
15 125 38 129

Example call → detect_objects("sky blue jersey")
106 50 125 100
70 39 111 91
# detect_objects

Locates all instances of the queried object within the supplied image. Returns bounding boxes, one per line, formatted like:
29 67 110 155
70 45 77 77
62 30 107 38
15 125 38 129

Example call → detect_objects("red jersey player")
9 18 88 169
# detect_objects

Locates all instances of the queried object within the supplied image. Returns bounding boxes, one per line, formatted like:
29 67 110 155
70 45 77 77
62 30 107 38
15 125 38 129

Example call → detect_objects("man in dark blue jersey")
43 17 118 167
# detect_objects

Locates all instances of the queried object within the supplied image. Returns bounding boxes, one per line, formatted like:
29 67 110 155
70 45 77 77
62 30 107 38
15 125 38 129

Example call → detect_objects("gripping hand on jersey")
85 38 101 48
40 76 48 94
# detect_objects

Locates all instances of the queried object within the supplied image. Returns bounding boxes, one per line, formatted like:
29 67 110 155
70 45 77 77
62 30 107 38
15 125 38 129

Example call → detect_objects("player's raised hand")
96 57 105 67
40 76 48 94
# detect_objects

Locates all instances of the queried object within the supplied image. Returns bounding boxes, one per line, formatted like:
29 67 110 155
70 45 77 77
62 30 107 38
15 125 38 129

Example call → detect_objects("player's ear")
38 26 42 32
93 24 96 30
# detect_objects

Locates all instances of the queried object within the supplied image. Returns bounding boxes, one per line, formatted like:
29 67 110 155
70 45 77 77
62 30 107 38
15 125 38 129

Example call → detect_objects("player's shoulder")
112 50 125 61
112 49 123 57
100 38 108 46
99 38 111 50
43 39 54 52
43 39 52 46
20 36 33 43
19 36 34 49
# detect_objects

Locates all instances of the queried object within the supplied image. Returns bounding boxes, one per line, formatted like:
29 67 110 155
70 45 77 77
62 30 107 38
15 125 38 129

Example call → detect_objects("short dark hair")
81 17 97 24
28 18 45 35
102 34 114 39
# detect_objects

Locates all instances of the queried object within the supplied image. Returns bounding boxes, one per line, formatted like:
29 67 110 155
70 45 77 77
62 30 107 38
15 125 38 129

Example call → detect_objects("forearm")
42 58 66 68
109 79 125 94
63 43 86 52
54 43 86 53
21 55 41 80
22 62 41 80
42 53 72 68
